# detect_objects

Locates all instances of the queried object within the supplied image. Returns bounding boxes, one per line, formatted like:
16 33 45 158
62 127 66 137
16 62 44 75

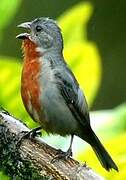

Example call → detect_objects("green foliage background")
0 1 126 179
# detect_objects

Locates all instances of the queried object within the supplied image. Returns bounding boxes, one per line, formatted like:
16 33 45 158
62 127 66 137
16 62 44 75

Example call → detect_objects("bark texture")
0 109 105 180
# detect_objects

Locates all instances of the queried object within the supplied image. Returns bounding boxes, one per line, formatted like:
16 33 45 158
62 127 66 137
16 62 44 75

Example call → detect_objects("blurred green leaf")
58 2 92 44
0 0 21 37
91 103 126 139
0 172 10 180
58 2 102 106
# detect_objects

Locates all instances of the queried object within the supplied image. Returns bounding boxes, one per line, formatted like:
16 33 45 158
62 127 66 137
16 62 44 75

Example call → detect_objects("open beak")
16 22 31 40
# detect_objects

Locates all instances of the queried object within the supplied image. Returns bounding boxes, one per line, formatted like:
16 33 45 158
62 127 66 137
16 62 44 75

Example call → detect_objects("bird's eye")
36 25 42 32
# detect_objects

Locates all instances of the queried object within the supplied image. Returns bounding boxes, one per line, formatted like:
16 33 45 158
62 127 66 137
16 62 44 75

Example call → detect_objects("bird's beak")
16 33 30 39
16 22 31 40
17 22 31 29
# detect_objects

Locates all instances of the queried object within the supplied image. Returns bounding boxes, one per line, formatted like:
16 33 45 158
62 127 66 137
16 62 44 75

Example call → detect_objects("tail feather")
82 129 118 171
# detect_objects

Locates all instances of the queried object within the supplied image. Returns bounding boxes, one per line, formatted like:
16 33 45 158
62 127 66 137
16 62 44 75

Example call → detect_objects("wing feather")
54 65 90 126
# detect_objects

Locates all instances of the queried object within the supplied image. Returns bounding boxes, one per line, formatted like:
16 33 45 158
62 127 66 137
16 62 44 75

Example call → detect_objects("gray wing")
54 64 90 126
77 87 90 124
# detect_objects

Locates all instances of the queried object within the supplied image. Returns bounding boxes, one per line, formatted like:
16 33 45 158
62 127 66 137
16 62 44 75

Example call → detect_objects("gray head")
17 17 63 53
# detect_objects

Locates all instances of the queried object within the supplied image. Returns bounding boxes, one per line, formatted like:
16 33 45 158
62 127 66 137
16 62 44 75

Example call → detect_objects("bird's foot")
51 148 72 163
16 126 42 146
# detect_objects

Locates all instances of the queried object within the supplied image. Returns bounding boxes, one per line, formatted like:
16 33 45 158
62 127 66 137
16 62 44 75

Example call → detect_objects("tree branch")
0 109 105 180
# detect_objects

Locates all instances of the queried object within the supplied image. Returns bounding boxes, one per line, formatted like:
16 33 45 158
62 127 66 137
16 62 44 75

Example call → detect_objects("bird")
16 17 118 171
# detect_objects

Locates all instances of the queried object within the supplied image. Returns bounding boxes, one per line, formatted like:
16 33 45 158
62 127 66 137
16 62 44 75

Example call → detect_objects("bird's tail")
81 129 118 171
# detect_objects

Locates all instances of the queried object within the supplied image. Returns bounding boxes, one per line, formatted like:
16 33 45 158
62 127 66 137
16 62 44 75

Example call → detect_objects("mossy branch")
0 109 105 180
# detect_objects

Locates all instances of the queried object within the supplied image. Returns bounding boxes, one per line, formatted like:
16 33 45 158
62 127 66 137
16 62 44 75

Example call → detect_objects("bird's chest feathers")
21 39 42 115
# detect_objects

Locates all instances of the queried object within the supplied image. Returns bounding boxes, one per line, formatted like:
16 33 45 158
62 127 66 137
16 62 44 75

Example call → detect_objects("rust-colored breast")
21 39 41 120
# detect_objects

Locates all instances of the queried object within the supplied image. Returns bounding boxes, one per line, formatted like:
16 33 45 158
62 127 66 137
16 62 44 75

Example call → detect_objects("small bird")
16 17 118 171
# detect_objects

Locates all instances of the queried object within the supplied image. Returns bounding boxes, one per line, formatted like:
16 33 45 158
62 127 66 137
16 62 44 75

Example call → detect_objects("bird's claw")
51 148 72 163
16 126 42 147
16 131 30 147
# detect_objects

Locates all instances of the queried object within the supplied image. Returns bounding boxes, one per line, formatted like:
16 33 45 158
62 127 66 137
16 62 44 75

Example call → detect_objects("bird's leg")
52 134 74 163
64 134 74 157
17 126 42 146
